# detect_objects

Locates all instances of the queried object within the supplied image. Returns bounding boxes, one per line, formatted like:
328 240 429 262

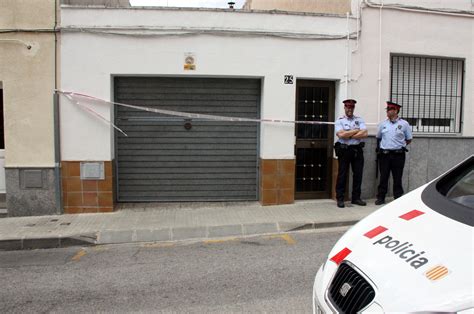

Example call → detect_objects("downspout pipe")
345 12 350 99
377 0 383 123
53 0 62 214
54 92 62 214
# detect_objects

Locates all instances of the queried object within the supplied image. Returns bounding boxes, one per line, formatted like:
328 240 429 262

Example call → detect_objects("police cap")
343 99 357 107
386 101 402 110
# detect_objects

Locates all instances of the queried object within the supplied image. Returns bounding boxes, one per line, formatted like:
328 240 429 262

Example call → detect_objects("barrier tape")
64 93 128 136
58 90 377 133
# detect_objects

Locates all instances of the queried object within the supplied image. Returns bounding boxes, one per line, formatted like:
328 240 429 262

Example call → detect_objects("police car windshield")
446 168 474 209
436 156 474 210
423 156 474 226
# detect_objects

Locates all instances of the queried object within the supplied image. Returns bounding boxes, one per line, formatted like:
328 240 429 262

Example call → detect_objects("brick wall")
61 161 114 213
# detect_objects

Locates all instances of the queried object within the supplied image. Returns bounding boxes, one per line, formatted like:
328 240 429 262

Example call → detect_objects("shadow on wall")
358 136 474 199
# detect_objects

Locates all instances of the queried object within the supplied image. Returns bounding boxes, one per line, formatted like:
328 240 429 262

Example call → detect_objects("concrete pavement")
0 199 382 250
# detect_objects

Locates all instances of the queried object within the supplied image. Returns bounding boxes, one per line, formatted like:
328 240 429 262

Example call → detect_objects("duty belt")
339 142 365 149
380 148 407 154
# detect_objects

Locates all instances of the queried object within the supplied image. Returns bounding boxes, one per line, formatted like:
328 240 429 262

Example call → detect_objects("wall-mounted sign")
284 75 294 84
80 161 105 180
184 53 196 70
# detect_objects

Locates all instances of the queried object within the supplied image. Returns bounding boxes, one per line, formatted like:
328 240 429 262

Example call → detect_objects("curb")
0 220 358 251
0 234 97 251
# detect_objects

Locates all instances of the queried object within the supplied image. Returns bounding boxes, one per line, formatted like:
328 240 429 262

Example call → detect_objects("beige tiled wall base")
259 159 295 205
61 161 114 214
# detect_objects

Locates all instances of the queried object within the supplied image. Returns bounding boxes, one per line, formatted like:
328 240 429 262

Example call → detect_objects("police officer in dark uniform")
334 99 368 208
375 101 413 205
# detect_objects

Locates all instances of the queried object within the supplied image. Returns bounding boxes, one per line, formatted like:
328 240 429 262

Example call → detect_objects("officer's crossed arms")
336 128 368 140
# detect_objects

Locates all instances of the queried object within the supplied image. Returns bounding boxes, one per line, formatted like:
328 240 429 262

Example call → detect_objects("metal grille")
296 86 329 139
295 148 327 192
390 55 464 133
328 263 375 313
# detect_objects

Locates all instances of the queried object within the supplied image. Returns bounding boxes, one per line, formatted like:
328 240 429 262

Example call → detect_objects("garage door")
114 77 260 202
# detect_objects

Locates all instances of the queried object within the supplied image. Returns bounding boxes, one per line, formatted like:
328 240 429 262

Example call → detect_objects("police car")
313 155 474 313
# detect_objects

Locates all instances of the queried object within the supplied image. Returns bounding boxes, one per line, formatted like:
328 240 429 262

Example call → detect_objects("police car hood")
327 184 474 312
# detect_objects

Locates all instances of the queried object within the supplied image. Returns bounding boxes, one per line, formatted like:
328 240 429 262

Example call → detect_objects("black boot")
351 199 367 206
337 200 345 208
375 199 385 205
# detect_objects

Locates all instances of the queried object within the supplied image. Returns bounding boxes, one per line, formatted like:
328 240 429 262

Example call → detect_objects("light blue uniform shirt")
335 115 367 145
376 118 413 149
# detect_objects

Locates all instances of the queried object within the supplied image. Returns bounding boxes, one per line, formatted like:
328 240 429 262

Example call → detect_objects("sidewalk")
0 199 381 251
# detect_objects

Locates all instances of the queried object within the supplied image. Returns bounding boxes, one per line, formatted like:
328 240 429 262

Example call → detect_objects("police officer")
334 99 368 208
375 101 413 205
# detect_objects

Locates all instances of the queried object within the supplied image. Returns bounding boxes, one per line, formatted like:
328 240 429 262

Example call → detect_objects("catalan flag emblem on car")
425 265 449 281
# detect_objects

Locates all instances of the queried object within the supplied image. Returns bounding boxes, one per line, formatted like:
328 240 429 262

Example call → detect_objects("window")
390 55 464 133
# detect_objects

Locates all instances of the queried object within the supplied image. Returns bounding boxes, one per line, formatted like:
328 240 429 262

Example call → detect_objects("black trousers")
335 148 364 201
377 152 406 200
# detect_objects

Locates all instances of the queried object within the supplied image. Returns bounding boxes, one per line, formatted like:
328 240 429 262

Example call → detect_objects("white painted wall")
60 7 353 160
60 3 473 162
350 2 473 135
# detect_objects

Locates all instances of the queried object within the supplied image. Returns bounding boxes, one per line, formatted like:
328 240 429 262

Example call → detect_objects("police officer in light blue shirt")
375 101 413 205
334 99 368 208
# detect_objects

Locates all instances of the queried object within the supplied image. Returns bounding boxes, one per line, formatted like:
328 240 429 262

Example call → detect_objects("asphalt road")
0 228 347 313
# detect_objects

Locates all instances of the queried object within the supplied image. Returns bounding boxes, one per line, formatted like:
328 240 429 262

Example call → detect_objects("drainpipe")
345 12 350 99
377 0 384 122
54 92 62 214
53 0 62 214
352 0 361 53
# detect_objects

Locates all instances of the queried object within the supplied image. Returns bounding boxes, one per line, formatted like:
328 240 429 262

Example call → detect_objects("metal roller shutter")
114 77 260 202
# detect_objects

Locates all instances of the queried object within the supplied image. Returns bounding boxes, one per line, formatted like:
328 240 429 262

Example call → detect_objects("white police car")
313 155 474 313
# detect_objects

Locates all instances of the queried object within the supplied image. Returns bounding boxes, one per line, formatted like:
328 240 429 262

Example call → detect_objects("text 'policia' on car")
313 155 474 313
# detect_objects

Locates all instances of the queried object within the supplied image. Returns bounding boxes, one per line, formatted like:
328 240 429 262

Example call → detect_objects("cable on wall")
60 26 359 40
363 0 474 18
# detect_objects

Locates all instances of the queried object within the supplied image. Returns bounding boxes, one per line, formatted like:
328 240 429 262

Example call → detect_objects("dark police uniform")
334 109 367 207
376 102 413 204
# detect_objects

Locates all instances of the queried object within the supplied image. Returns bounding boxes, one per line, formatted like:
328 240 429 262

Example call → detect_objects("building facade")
57 0 473 214
59 4 355 212
0 0 59 216
351 0 474 197
2 0 472 216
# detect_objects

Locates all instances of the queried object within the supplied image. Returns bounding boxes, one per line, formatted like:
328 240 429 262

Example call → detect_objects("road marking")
72 249 87 261
204 237 238 245
266 234 296 245
280 234 296 245
141 242 176 248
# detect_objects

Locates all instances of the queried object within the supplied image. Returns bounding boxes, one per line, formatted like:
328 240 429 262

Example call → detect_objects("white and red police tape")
57 90 377 137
